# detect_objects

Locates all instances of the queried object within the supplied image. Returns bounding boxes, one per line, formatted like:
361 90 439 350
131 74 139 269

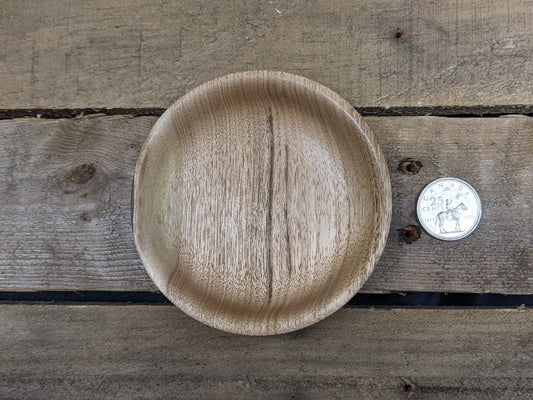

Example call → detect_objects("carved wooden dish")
133 71 391 335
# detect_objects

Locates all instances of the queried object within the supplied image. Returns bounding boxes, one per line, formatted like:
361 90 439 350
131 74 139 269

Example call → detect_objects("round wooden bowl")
133 71 391 335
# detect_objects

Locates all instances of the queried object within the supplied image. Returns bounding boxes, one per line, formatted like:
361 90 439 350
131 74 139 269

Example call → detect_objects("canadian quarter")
416 177 482 241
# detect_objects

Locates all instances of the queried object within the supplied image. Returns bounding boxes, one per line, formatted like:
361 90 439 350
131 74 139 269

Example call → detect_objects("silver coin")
416 177 482 241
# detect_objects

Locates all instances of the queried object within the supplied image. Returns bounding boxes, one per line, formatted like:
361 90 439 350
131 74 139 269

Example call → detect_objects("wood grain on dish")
133 71 391 335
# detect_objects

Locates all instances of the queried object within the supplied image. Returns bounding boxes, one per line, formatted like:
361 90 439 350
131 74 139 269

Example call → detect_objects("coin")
416 178 482 241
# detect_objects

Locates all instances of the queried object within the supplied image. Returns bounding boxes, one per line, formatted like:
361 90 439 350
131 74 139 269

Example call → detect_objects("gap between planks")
1 105 533 120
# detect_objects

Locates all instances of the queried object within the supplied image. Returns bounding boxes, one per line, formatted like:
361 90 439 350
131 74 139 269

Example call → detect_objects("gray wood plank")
363 115 533 293
0 305 531 399
0 115 531 293
0 0 531 110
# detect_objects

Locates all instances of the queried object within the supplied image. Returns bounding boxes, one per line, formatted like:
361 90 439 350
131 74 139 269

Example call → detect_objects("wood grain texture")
0 0 531 110
363 115 533 293
0 115 152 290
0 115 531 293
132 71 391 334
1 305 531 399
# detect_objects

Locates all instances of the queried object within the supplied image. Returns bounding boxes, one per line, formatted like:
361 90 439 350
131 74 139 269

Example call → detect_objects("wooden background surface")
1 115 531 294
1 0 531 110
0 0 531 399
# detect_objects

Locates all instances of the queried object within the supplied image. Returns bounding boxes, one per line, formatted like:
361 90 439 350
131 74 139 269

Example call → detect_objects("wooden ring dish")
133 71 391 335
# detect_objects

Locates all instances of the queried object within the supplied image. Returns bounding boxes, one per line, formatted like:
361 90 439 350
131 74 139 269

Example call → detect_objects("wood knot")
399 158 422 175
399 225 421 244
68 163 96 184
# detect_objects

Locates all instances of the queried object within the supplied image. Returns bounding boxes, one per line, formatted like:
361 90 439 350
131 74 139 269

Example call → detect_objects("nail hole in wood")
402 383 414 394
394 30 404 39
399 225 421 244
399 158 422 175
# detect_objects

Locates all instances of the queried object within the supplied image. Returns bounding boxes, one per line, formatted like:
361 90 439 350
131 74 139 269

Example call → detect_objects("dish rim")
132 70 392 335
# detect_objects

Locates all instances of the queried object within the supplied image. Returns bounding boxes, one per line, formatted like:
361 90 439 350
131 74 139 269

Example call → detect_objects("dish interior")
134 73 389 334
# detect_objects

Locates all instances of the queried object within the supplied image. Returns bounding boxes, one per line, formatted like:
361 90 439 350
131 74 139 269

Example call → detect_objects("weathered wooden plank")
0 0 531 110
0 305 531 399
0 116 151 290
0 115 531 293
364 115 533 293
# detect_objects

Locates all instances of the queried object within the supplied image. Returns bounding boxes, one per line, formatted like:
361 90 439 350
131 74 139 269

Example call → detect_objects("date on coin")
416 178 482 241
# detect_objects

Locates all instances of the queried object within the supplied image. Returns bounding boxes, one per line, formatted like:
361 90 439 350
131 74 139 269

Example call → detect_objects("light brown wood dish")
133 71 391 335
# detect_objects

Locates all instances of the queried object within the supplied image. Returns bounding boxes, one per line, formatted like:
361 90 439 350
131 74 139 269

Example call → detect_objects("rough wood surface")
366 115 533 294
1 0 531 110
0 115 531 293
133 71 391 334
0 305 531 399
